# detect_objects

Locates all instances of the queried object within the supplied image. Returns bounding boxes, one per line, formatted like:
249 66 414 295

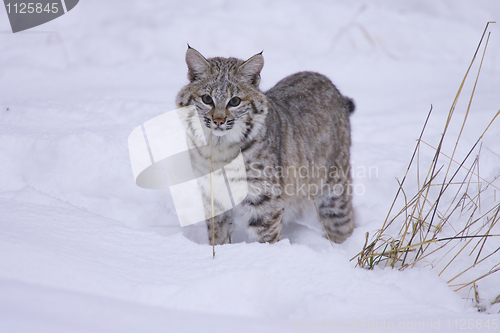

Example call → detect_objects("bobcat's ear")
238 52 264 86
186 46 210 82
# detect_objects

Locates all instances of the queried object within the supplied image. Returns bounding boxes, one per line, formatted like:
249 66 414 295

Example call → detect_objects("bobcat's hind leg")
317 183 354 243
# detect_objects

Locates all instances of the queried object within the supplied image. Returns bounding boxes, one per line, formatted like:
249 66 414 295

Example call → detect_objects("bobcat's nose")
213 117 226 126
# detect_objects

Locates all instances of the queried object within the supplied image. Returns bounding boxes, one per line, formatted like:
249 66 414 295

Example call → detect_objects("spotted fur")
176 46 355 244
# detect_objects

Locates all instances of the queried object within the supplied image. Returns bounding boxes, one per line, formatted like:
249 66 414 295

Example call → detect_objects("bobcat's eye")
228 97 241 107
201 95 213 105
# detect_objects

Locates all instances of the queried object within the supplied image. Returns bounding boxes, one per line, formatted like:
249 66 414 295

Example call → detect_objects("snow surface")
1 0 500 332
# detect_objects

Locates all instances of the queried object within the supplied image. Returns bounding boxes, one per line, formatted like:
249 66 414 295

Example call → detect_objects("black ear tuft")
185 47 210 82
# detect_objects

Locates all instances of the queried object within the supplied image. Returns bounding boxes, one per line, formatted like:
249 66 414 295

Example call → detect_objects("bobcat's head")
176 47 268 143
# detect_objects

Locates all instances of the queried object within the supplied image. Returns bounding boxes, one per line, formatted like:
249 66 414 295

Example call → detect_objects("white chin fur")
212 128 229 137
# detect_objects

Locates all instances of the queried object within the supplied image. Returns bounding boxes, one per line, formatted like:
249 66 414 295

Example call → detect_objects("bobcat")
176 46 355 245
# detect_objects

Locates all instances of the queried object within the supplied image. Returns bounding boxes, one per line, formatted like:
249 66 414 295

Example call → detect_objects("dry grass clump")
353 22 500 312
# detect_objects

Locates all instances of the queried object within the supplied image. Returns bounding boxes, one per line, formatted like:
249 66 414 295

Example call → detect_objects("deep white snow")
1 1 500 332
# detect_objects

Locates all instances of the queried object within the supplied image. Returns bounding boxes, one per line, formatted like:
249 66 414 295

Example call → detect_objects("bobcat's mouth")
203 117 236 135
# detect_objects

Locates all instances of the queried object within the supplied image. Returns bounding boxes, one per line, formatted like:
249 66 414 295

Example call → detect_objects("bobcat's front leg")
206 210 234 245
243 193 285 243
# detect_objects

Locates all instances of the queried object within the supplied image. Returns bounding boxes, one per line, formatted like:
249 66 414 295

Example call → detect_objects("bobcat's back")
263 71 354 186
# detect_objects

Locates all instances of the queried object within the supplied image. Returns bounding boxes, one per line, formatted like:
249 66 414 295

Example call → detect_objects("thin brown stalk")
453 267 500 292
473 207 499 264
447 246 500 284
357 232 370 267
210 121 215 258
438 223 490 276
